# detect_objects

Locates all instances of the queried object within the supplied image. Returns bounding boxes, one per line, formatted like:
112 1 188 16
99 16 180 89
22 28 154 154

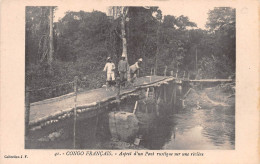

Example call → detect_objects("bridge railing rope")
25 76 83 138
27 78 89 103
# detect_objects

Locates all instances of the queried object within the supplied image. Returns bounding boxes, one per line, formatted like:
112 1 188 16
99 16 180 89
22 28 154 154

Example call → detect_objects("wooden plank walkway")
29 76 169 125
184 79 233 82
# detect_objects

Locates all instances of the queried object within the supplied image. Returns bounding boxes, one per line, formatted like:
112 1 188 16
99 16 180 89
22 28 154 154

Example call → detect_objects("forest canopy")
26 6 235 90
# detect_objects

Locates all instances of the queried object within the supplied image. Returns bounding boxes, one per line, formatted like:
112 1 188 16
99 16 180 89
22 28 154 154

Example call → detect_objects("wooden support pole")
157 87 162 104
164 85 167 103
181 99 185 109
73 76 78 149
151 87 154 99
170 71 174 77
133 101 138 114
25 88 30 136
177 85 183 109
164 66 167 76
145 102 148 113
94 115 99 137
153 87 157 111
173 85 177 107
170 82 175 105
146 88 149 100
95 102 100 137
196 47 198 75
183 88 192 99
156 89 161 116
116 77 121 111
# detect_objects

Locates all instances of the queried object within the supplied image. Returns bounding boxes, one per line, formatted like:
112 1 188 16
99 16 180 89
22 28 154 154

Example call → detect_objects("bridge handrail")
26 79 90 103
27 81 74 92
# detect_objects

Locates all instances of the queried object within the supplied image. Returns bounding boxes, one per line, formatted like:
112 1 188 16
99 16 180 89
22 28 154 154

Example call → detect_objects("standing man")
129 58 143 83
118 54 128 87
103 57 116 90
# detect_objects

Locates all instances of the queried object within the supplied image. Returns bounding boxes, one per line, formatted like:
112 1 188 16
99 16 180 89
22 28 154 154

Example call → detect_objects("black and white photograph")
24 5 236 150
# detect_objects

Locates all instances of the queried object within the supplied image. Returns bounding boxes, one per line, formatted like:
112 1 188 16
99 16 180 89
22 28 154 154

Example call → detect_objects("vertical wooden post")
151 87 154 99
145 88 149 113
170 82 175 106
196 47 198 75
73 76 78 149
155 88 161 116
154 87 157 100
170 71 174 77
94 102 100 138
180 84 184 109
146 88 149 100
173 84 177 107
133 101 138 114
25 88 30 136
164 66 167 76
116 77 121 111
164 84 167 103
177 84 183 109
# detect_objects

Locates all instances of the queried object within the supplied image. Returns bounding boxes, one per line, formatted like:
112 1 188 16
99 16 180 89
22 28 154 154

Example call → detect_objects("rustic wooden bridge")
27 76 172 129
25 74 233 148
25 75 233 143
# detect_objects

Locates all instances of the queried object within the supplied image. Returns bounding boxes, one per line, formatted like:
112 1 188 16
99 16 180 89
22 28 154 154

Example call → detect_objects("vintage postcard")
0 0 259 163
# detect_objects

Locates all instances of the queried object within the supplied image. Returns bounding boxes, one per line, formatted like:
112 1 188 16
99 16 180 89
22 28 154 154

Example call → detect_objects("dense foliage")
26 7 235 91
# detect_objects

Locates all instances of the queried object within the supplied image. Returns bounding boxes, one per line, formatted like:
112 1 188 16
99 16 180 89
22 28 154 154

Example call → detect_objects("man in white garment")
103 57 115 90
129 58 143 83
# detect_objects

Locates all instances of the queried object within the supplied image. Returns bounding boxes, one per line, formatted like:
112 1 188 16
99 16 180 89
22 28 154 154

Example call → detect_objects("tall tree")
107 6 131 80
120 7 129 61
205 7 236 78
155 8 162 75
157 15 197 75
107 6 129 61
126 7 161 73
48 7 54 72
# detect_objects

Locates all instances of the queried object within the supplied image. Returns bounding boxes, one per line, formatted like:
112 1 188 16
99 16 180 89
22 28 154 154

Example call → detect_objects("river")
139 106 235 150
92 86 235 150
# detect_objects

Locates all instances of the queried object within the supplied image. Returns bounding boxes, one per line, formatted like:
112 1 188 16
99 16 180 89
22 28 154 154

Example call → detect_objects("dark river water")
75 101 235 150
140 107 235 150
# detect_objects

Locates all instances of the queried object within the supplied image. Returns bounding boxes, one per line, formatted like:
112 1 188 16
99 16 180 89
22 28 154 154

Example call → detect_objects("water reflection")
76 102 235 149
160 107 235 150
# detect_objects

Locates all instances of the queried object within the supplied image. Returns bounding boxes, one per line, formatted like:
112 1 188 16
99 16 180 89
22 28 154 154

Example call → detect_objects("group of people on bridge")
103 54 143 90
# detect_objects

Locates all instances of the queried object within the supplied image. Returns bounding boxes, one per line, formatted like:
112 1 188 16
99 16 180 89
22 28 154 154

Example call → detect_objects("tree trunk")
121 7 130 81
155 20 161 75
108 7 130 80
121 7 128 60
48 7 53 70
